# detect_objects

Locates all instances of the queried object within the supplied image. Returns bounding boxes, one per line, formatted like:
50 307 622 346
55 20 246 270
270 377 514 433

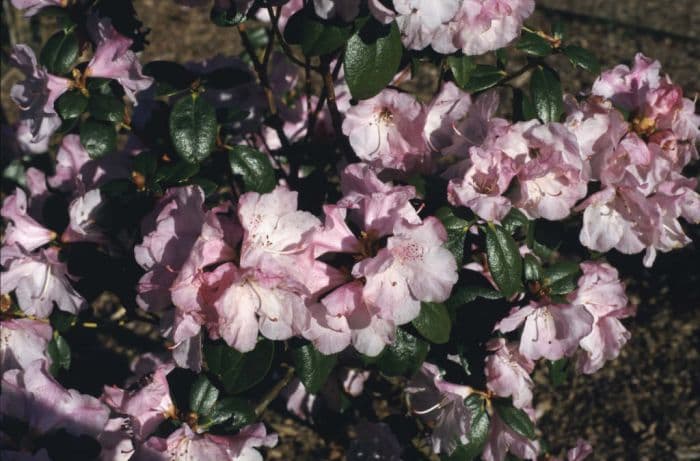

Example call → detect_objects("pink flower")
368 0 396 24
482 408 539 461
10 0 64 17
394 0 461 51
406 362 474 454
435 0 535 55
1 246 86 318
342 89 430 172
1 360 109 437
424 82 472 152
86 17 153 103
135 186 206 312
592 53 662 112
62 189 107 244
0 319 52 372
484 338 534 409
447 145 517 222
309 281 395 356
340 368 370 397
442 90 503 159
568 262 632 374
142 423 277 460
282 378 317 421
9 45 70 150
511 123 588 221
102 361 175 438
1 187 55 252
338 163 420 238
495 301 593 361
354 217 458 325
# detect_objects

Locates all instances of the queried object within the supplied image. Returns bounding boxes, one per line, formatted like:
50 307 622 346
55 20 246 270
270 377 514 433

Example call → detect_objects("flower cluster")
2 0 698 460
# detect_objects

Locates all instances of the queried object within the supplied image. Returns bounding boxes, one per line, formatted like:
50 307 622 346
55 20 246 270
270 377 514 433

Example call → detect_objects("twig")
266 5 321 71
320 59 355 163
255 366 295 417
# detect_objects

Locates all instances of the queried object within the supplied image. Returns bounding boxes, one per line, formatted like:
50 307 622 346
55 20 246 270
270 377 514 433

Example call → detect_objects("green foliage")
228 145 277 193
169 94 218 163
292 343 338 394
413 302 452 344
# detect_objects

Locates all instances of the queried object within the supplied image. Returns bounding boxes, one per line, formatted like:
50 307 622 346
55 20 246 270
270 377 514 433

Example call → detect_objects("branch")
255 365 295 417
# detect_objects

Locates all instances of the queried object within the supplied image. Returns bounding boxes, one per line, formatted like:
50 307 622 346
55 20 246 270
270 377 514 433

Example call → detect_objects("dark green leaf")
548 358 569 387
133 151 159 178
199 397 255 431
516 31 552 57
204 340 274 394
55 90 88 120
80 119 116 159
435 207 470 263
169 94 218 163
344 19 402 99
484 224 523 298
228 145 276 193
155 161 200 185
543 261 581 295
40 31 79 75
530 66 563 123
292 343 338 394
49 310 76 333
446 285 503 309
190 177 218 196
513 88 538 122
412 302 451 344
89 95 125 123
376 329 429 376
284 7 353 56
447 55 476 89
48 334 71 376
189 376 219 416
500 208 530 234
461 65 505 93
445 395 490 460
87 78 114 96
523 254 543 282
493 398 536 439
562 45 601 74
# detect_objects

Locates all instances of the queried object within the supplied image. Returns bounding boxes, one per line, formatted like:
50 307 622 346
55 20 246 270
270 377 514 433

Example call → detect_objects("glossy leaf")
199 397 255 431
563 45 601 74
344 19 402 99
40 31 79 75
89 94 125 123
493 398 536 439
484 224 523 298
228 145 276 193
169 94 217 163
80 119 116 159
292 343 338 394
189 375 219 416
48 334 71 376
55 90 88 120
435 207 470 263
530 66 563 123
284 7 353 56
523 254 543 282
516 31 552 57
204 340 274 394
446 285 503 309
412 302 451 344
543 261 581 295
447 54 476 89
376 329 429 376
461 65 505 93
446 395 490 460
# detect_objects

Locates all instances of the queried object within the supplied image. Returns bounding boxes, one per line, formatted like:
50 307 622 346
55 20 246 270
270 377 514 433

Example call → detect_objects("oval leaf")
376 329 429 376
493 398 536 440
56 90 88 120
169 94 217 163
562 45 600 74
284 7 353 56
80 119 116 159
412 302 451 344
189 375 219 416
344 19 402 100
204 339 274 394
530 66 563 123
447 55 476 89
48 334 71 376
89 94 125 123
484 224 523 298
40 31 79 75
292 343 338 394
199 397 255 431
446 285 503 309
516 31 552 57
462 65 505 93
228 146 276 193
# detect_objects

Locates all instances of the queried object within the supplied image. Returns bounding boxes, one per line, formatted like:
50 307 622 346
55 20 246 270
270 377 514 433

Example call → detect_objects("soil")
1 1 699 460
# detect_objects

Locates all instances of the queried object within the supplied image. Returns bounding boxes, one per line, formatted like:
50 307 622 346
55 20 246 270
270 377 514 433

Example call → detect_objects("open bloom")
569 262 633 374
484 338 534 409
1 187 55 252
1 245 86 318
394 0 461 51
9 44 70 151
342 89 430 172
0 319 52 373
495 301 593 361
86 17 153 103
406 362 474 455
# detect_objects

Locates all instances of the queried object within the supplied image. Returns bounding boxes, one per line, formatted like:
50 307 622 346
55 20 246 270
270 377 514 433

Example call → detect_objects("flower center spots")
378 108 393 124
631 114 656 138
472 171 495 194
395 241 424 263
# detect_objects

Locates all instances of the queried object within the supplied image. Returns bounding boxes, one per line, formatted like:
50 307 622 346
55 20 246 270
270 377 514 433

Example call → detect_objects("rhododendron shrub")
1 0 698 460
